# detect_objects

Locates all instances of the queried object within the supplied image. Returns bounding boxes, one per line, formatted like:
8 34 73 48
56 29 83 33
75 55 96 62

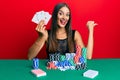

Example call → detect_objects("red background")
0 0 120 59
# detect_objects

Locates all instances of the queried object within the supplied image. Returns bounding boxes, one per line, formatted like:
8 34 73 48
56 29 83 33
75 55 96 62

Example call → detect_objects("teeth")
60 19 66 25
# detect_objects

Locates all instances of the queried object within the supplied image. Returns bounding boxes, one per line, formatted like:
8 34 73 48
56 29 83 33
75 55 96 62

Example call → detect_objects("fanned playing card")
32 10 51 25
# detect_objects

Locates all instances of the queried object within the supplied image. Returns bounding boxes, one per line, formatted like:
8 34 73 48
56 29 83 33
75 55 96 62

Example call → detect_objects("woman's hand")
35 20 48 39
86 21 98 31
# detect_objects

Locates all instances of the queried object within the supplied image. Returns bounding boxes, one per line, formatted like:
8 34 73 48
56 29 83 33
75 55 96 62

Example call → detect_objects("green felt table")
0 59 120 80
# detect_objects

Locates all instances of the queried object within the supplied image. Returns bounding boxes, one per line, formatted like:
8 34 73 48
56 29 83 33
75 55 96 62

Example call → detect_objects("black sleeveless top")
46 30 76 56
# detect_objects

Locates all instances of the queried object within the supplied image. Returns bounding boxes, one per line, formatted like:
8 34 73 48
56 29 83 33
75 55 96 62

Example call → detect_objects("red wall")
0 0 120 59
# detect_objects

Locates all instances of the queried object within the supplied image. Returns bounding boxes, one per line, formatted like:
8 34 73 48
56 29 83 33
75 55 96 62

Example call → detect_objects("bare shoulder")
74 30 84 47
74 30 82 40
75 30 80 35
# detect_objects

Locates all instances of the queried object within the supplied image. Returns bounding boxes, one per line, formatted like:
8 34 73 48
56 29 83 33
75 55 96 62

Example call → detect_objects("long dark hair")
48 3 74 53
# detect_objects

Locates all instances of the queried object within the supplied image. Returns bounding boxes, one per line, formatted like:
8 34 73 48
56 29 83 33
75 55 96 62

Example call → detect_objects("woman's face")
57 6 70 28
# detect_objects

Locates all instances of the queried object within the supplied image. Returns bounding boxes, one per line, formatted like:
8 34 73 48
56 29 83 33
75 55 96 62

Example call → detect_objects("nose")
62 14 67 20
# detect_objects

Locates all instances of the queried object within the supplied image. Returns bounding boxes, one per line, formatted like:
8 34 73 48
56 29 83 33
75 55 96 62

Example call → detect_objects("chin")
58 24 66 28
59 26 66 28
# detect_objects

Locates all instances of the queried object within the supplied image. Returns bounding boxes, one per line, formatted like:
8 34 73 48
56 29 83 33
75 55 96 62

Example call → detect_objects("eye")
66 13 70 17
58 12 63 15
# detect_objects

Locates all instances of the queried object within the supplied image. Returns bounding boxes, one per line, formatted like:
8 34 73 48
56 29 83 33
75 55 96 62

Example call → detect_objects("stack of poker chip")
33 58 39 69
82 48 87 63
46 45 87 71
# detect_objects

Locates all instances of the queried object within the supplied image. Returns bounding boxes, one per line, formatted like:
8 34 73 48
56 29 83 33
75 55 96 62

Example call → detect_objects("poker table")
0 59 120 80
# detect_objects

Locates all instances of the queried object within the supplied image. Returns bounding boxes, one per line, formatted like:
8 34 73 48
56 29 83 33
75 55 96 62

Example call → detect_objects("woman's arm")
28 20 48 60
28 36 47 60
74 21 97 59
86 29 94 59
86 21 97 59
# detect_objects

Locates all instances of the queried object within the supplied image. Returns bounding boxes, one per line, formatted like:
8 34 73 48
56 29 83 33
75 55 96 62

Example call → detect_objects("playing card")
36 11 44 21
83 69 99 79
44 12 52 25
32 10 51 25
31 69 46 77
31 13 39 24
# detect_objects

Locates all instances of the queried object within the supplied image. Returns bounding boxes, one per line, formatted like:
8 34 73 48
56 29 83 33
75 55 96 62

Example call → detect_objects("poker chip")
33 58 39 69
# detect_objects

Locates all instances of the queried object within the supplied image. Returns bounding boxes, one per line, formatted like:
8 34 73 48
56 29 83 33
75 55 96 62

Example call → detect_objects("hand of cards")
32 10 51 25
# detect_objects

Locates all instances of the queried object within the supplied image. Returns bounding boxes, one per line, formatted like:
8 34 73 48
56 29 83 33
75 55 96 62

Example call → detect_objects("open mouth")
60 19 67 25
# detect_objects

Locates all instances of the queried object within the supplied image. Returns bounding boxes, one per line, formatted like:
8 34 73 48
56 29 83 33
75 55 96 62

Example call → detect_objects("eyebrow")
58 10 70 14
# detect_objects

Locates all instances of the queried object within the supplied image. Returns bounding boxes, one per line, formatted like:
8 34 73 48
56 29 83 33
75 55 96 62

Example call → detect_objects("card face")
31 13 39 24
44 12 51 25
83 69 99 79
36 11 44 21
32 10 51 25
31 69 46 77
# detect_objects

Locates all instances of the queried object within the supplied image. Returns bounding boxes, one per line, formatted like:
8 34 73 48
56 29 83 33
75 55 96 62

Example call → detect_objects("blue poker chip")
79 57 85 63
33 58 39 69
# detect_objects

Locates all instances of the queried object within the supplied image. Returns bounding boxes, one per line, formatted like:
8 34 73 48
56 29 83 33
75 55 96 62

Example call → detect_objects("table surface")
0 59 120 80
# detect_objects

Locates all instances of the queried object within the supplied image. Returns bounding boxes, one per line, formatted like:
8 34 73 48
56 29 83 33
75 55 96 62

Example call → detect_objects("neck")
56 28 66 34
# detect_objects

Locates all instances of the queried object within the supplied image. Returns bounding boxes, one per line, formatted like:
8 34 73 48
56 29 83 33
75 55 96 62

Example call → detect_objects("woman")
28 3 97 60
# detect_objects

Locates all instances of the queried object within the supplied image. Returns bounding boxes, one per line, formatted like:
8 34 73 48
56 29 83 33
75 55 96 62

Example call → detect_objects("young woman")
28 3 97 60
